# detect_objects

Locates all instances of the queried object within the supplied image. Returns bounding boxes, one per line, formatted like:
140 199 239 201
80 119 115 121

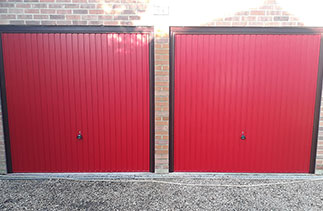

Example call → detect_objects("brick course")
0 0 322 174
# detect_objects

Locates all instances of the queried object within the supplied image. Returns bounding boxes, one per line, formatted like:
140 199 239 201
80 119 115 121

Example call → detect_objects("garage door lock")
77 131 83 140
241 132 246 140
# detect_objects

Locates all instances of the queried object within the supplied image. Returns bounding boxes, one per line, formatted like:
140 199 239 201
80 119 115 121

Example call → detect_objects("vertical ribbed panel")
174 34 321 173
2 33 150 172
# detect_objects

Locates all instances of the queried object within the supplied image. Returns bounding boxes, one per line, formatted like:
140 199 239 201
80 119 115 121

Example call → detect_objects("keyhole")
241 131 246 140
77 131 83 140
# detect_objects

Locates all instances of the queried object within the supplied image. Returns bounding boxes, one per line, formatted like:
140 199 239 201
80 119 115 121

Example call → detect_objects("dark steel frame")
169 27 323 173
0 25 155 173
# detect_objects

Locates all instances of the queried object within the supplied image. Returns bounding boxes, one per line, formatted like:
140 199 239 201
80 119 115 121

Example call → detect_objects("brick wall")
0 0 322 174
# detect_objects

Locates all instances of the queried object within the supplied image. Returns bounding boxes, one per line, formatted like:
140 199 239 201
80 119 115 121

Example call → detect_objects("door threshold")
0 172 322 180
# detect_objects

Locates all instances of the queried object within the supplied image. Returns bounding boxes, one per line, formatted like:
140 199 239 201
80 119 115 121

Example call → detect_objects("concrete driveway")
1 173 323 210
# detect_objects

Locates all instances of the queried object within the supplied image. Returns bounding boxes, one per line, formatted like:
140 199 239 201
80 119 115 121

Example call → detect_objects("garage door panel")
174 33 321 172
2 32 151 172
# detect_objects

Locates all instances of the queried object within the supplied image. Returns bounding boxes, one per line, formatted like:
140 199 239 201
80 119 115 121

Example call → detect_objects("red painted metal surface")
174 34 321 172
2 33 150 172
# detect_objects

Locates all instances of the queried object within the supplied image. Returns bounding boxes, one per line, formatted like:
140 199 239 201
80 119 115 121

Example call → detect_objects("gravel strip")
1 177 323 210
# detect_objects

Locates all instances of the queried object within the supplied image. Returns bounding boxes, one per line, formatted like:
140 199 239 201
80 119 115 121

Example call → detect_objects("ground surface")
1 174 323 210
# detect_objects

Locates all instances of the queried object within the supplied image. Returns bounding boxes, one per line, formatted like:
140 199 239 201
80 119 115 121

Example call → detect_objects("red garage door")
172 28 322 173
1 29 153 172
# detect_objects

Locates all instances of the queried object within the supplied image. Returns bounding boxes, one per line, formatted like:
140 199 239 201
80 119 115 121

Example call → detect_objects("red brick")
41 20 56 24
18 14 32 19
56 20 72 24
57 10 72 14
224 16 240 21
274 16 289 21
129 16 140 20
118 21 133 25
66 14 80 20
156 102 168 107
32 3 47 8
156 146 168 150
121 10 136 14
162 44 169 48
10 20 25 24
281 22 297 26
64 4 79 8
50 15 65 19
161 66 169 70
26 20 40 24
156 82 168 86
98 15 113 20
34 14 49 19
156 49 168 54
48 4 64 9
8 8 23 13
155 96 168 101
89 10 104 14
40 9 55 13
0 3 14 7
156 55 169 60
49 4 64 8
266 11 281 15
232 22 247 26
0 14 15 19
81 4 96 9
73 10 88 14
103 20 119 25
241 16 256 21
24 9 40 13
156 60 169 65
113 15 128 20
250 10 265 15
155 153 168 159
257 16 272 21
155 150 168 154
155 157 168 163
82 15 98 20
72 20 87 25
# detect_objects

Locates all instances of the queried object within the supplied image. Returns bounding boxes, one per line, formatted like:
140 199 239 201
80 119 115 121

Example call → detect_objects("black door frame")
169 27 323 173
0 25 155 173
